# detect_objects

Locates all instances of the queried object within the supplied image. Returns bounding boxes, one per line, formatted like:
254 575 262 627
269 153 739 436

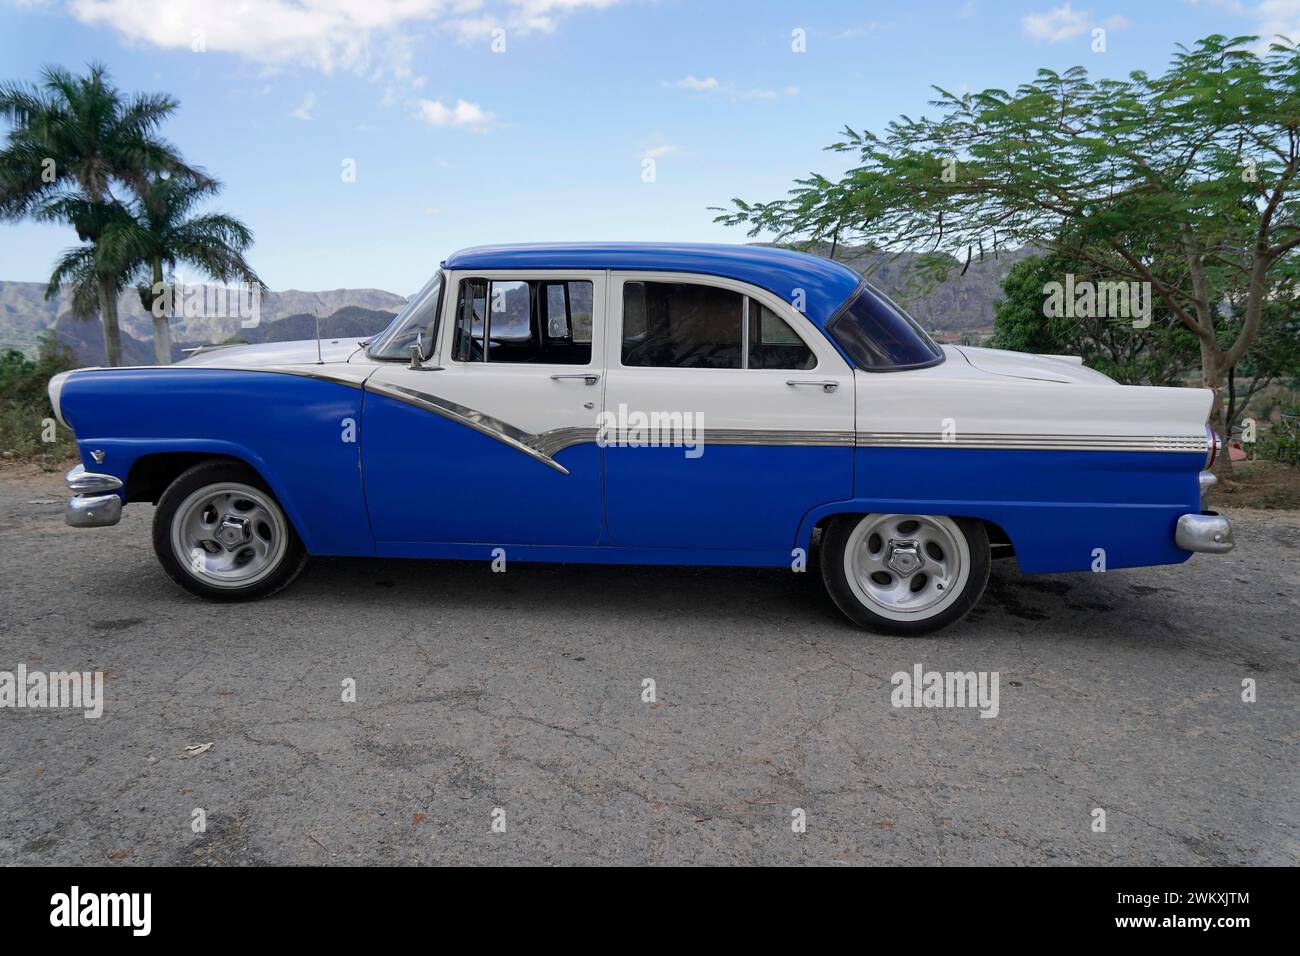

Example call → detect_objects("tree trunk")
151 313 173 365
97 277 123 367
1181 230 1234 477
150 258 172 365
1199 339 1234 478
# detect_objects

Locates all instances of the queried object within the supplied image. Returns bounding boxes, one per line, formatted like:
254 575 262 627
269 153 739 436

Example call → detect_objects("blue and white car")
48 243 1232 633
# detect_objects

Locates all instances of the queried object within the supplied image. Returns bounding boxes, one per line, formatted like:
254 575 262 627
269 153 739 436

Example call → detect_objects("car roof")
441 242 863 327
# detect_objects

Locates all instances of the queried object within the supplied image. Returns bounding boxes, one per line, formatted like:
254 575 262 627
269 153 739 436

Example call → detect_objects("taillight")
1204 424 1219 469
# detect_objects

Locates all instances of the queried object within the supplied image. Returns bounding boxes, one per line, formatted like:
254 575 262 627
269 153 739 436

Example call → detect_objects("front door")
600 273 856 553
362 269 607 547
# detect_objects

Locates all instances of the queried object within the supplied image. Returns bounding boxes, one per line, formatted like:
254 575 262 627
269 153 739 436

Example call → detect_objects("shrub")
0 333 79 462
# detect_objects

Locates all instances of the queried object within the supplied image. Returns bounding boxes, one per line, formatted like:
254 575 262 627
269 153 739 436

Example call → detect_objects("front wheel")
152 461 308 601
820 513 990 635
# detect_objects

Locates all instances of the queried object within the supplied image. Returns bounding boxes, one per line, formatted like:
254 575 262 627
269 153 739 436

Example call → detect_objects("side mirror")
409 332 425 370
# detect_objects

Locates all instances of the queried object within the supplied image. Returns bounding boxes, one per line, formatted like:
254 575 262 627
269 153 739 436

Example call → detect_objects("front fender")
59 368 375 557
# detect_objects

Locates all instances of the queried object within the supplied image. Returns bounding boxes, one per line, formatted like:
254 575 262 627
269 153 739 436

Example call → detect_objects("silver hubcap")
171 482 288 589
845 514 969 620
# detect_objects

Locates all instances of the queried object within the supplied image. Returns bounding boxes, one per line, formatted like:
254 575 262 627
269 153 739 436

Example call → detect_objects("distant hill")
42 305 399 366
1 243 1035 362
50 312 156 367
767 242 1035 333
0 280 408 358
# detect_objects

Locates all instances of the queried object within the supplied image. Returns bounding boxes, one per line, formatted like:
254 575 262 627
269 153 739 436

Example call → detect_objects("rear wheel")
152 461 307 601
821 513 990 634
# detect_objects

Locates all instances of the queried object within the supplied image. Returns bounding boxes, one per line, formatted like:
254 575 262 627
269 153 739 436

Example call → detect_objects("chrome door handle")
551 373 600 385
786 379 838 393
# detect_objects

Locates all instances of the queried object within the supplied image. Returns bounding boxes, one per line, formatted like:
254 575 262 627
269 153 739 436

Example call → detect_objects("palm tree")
0 64 204 366
106 174 266 364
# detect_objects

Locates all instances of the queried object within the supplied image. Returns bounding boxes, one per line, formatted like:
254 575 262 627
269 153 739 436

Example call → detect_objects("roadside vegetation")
0 332 77 465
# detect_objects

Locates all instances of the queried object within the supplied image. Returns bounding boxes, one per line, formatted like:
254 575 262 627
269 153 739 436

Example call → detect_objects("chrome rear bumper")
1176 511 1234 554
65 465 122 528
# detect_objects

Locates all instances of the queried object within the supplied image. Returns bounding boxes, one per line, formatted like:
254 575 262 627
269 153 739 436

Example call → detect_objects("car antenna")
314 308 324 364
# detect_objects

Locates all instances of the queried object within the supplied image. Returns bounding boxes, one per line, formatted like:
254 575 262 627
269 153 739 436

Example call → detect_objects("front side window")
827 284 943 371
366 271 443 360
452 278 593 365
621 281 814 370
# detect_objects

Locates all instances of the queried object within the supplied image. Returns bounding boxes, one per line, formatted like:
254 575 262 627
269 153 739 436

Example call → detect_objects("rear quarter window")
827 285 944 371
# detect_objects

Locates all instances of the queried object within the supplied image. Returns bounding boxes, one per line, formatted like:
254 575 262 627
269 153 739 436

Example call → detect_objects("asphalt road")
1 463 1296 866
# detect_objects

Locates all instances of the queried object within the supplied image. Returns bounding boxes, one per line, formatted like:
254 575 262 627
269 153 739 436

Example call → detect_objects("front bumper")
64 465 122 528
1176 511 1234 554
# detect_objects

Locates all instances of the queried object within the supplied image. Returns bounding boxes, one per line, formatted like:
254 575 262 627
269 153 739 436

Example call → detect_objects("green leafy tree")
0 64 203 366
991 252 1200 385
717 35 1300 474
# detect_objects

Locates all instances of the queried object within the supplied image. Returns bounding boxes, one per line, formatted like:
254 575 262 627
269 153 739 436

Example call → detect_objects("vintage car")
48 243 1232 633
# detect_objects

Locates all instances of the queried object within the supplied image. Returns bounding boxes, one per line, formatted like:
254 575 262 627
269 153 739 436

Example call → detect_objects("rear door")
363 269 607 547
600 273 855 553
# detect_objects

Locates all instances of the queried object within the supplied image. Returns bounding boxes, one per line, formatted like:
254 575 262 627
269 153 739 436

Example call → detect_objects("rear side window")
827 285 943 371
621 281 813 370
452 278 593 365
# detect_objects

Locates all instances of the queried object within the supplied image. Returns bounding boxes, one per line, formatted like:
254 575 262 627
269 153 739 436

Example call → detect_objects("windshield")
826 283 944 371
367 271 444 360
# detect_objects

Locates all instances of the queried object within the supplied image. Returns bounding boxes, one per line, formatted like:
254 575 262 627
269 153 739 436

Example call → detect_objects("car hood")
176 338 367 368
952 345 1115 384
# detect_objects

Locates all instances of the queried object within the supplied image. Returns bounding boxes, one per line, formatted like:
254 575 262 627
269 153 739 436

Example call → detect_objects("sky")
1 0 1297 295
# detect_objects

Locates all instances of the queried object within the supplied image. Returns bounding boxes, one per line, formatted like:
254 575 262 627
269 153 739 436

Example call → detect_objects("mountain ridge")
1 244 1032 361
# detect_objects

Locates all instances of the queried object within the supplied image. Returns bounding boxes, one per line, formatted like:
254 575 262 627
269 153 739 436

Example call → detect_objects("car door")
601 273 855 553
363 269 606 549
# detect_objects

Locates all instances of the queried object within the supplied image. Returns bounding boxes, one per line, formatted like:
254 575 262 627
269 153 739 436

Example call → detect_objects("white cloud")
665 75 721 91
66 0 621 75
662 76 798 101
1255 0 1300 45
1184 0 1300 51
442 0 628 45
290 92 316 120
1021 3 1091 42
413 98 494 128
837 21 882 38
642 144 676 158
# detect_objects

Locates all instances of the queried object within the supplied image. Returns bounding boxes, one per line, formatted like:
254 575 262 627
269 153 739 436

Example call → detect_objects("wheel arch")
798 503 1014 559
117 443 318 553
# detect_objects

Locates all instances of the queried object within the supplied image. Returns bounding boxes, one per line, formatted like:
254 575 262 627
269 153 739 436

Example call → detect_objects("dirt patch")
1207 460 1300 511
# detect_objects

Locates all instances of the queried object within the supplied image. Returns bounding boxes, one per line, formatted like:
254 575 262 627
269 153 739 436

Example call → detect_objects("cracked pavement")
1 464 1296 865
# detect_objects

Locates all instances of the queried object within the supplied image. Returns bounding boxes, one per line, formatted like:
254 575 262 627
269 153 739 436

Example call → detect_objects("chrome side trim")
366 381 572 474
66 464 123 494
366 381 1214 471
708 429 852 447
52 363 369 388
66 493 122 528
593 428 854 448
531 426 600 459
856 431 1210 453
1175 511 1234 554
256 366 367 388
